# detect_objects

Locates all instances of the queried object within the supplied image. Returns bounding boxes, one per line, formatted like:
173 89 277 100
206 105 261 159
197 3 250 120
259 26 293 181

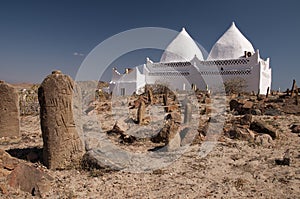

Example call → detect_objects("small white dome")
207 22 255 60
160 28 204 62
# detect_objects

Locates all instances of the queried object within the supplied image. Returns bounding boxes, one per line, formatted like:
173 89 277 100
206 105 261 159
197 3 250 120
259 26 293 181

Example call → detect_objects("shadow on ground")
6 147 43 163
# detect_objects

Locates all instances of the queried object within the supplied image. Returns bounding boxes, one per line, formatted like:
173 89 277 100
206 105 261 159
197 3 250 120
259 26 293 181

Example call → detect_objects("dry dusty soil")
0 94 300 198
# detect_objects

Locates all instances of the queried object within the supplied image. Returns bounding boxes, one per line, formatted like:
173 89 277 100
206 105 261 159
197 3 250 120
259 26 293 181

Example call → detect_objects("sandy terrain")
0 90 300 198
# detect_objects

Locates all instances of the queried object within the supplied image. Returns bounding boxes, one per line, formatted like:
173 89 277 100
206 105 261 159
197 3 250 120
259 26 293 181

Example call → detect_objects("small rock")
81 150 123 171
166 132 181 151
227 127 254 141
243 101 253 109
0 183 8 195
229 99 240 111
142 116 151 125
205 107 212 114
7 163 53 196
85 105 96 115
119 133 136 144
290 124 300 133
84 137 101 152
254 134 273 147
208 115 224 123
240 114 252 125
35 176 52 197
0 149 20 171
109 120 129 134
180 127 198 146
130 96 146 109
166 104 179 112
152 169 164 175
275 149 290 166
151 114 180 144
165 112 181 124
264 108 282 116
251 109 262 115
250 119 278 139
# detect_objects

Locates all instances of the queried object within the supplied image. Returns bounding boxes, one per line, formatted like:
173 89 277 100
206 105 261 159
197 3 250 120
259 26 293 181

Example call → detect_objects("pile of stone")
223 114 277 148
19 85 40 116
1 73 299 196
226 80 299 117
107 121 136 144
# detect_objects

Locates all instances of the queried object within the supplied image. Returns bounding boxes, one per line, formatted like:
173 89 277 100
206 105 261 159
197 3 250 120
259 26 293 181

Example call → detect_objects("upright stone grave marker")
0 80 20 137
38 71 84 170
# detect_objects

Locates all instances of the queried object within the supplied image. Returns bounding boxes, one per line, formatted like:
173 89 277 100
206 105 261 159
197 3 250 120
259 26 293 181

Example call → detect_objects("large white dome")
160 28 204 62
207 22 255 60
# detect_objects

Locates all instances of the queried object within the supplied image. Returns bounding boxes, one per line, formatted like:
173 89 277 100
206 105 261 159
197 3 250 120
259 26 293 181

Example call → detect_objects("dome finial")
160 27 204 62
207 21 255 60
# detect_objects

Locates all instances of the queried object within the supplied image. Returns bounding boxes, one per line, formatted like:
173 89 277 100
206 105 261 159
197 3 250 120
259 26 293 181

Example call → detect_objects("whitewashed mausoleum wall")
109 22 272 95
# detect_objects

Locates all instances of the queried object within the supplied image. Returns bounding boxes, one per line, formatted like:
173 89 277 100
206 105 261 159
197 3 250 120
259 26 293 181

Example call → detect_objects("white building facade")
110 22 271 95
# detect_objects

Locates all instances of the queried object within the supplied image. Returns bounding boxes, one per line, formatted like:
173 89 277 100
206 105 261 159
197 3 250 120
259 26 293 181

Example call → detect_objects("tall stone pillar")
38 71 84 170
184 102 192 124
147 88 153 105
137 100 145 125
163 90 169 112
0 80 20 137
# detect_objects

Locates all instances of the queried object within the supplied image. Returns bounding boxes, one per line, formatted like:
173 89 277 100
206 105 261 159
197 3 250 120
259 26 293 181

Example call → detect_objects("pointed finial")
231 21 236 26
52 70 62 75
182 27 186 32
146 57 153 63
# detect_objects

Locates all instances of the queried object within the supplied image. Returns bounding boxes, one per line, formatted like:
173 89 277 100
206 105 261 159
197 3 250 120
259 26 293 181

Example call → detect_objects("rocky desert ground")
0 77 300 199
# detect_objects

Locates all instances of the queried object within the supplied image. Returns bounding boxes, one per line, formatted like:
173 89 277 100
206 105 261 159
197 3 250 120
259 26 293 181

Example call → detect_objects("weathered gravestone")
38 71 84 170
0 80 20 137
151 112 181 151
147 87 153 105
163 90 169 112
184 102 192 124
137 100 145 125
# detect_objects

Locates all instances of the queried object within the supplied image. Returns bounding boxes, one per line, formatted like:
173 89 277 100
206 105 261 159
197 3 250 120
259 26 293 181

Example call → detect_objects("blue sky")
0 0 299 90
